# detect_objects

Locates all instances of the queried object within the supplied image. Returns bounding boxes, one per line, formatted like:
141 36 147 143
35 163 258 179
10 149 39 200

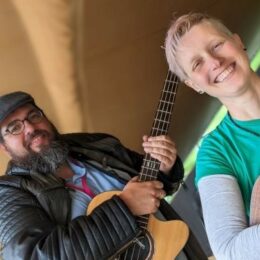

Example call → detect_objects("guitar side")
87 191 189 260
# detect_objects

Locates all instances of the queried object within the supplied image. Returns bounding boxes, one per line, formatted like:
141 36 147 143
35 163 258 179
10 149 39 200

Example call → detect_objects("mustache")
24 129 51 149
8 138 69 175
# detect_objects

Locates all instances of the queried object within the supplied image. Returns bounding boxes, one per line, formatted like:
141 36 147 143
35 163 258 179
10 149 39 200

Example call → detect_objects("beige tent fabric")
0 0 83 174
12 0 83 131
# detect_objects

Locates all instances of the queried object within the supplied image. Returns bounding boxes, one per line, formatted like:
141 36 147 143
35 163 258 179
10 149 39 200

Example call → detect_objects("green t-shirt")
196 113 260 215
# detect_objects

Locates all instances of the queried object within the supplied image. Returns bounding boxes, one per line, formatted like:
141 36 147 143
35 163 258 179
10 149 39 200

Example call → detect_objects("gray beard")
10 138 69 175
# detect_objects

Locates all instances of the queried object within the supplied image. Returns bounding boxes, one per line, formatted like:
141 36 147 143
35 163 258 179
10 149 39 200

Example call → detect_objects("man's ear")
0 143 10 158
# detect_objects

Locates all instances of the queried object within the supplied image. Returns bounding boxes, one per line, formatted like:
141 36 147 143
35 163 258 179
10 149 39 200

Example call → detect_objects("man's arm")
0 185 140 260
199 174 260 260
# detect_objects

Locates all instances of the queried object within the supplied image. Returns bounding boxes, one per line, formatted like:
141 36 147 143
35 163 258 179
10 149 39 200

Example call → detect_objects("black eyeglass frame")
2 110 44 136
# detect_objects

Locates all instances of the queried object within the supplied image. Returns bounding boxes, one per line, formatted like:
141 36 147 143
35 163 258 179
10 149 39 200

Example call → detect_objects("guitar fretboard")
137 70 179 229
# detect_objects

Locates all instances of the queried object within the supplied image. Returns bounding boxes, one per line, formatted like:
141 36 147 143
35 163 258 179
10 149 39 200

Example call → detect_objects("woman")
165 12 260 259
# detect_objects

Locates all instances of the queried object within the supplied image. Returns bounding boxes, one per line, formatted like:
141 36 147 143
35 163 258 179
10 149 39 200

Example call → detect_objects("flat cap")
0 91 35 123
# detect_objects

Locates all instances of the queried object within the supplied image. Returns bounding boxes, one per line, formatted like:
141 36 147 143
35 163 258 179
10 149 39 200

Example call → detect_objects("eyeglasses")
3 110 44 136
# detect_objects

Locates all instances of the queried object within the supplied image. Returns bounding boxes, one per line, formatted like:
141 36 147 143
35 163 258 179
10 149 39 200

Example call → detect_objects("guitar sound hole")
118 231 154 260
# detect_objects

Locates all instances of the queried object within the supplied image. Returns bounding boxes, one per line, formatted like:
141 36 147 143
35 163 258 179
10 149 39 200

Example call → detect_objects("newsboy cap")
0 91 35 123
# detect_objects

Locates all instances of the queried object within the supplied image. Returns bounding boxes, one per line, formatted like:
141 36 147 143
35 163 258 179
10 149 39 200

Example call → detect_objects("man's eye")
28 111 42 122
29 113 40 120
8 122 22 133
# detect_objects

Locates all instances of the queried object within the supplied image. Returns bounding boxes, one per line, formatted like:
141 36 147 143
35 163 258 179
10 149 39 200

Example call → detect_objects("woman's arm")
199 175 260 260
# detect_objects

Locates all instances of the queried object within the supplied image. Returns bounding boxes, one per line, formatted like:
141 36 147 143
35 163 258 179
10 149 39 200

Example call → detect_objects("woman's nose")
208 54 223 70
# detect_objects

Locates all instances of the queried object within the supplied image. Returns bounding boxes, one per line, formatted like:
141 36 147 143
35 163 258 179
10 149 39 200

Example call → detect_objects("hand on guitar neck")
142 135 177 174
119 177 166 216
119 134 177 216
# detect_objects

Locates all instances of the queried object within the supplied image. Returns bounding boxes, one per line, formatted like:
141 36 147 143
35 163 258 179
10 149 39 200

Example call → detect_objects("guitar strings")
138 71 179 230
140 70 179 184
123 71 179 260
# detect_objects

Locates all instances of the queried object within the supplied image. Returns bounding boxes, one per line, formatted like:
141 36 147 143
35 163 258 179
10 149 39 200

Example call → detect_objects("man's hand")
142 135 177 174
119 177 166 216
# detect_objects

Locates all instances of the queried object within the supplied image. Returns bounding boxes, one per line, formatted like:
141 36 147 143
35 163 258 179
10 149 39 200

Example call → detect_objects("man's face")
0 104 68 173
0 104 55 158
176 22 251 102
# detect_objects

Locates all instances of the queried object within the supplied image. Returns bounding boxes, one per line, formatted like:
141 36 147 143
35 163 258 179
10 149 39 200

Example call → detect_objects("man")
165 12 260 259
0 91 184 259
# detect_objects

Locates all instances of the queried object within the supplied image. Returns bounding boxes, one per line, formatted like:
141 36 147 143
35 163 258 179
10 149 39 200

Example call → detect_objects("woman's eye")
193 61 201 71
213 42 223 50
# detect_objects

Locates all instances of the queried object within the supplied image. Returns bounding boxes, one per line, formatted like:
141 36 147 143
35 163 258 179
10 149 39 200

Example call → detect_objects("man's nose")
23 119 36 134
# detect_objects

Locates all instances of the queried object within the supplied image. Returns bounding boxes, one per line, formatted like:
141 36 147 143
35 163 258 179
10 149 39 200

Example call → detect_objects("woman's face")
176 21 251 102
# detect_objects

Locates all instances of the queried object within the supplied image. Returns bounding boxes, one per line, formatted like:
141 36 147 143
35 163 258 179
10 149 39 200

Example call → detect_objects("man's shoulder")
62 132 119 144
0 176 25 201
0 175 23 188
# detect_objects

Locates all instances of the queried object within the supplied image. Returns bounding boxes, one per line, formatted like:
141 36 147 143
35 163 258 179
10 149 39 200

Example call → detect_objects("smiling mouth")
31 136 44 145
27 133 49 149
215 63 235 83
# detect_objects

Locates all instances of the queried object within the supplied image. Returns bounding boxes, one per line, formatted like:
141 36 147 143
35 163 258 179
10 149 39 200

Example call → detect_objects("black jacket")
0 133 184 260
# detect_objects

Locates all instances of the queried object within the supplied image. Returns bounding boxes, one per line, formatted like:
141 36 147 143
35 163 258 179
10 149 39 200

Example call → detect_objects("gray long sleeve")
198 175 260 260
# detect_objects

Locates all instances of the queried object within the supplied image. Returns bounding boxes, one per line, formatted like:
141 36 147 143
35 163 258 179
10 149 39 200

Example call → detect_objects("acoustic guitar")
87 71 189 259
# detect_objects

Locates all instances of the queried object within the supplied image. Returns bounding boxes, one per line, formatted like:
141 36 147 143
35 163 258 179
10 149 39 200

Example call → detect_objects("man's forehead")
1 104 36 126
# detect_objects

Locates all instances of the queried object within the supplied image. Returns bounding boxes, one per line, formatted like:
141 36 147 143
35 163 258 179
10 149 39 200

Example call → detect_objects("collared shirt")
66 158 124 219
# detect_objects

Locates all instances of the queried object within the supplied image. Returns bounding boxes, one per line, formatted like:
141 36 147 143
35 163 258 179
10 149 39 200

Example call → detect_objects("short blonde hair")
165 13 232 81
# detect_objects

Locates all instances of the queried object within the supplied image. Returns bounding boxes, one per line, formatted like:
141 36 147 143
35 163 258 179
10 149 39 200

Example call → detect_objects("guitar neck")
139 71 179 182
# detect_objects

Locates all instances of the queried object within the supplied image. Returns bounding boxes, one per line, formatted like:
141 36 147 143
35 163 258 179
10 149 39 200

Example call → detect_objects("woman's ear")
184 79 198 91
184 79 204 94
184 79 193 88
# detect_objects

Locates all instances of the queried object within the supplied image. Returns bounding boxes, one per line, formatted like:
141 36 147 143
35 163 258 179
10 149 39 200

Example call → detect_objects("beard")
6 128 69 175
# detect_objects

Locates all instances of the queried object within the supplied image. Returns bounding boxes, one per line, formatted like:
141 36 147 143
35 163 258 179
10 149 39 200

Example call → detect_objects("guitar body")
87 191 189 260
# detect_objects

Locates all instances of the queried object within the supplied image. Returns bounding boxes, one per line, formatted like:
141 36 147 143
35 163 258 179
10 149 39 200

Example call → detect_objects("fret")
142 159 160 169
164 80 179 84
140 168 160 176
154 109 172 116
143 155 157 161
140 167 159 174
152 127 167 136
151 126 169 132
140 170 159 176
152 126 169 133
138 215 149 220
158 100 174 106
155 110 172 115
160 91 176 97
154 117 171 124
154 117 171 123
155 109 173 116
160 92 176 98
161 90 177 95
137 216 149 226
156 108 173 116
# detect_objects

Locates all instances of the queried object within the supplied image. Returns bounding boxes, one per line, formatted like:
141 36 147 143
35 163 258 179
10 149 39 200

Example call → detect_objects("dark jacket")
0 133 184 260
